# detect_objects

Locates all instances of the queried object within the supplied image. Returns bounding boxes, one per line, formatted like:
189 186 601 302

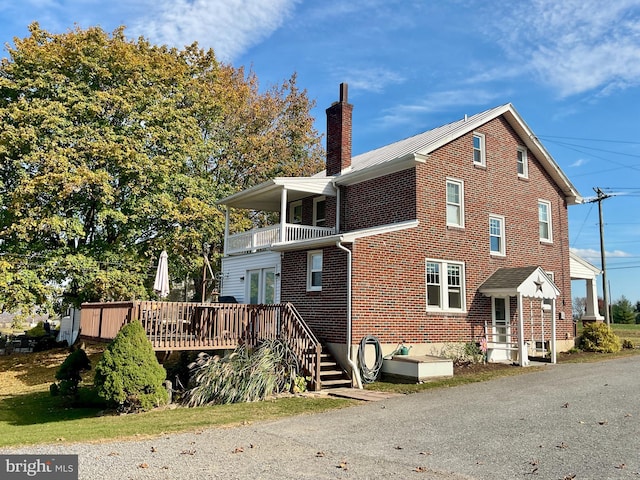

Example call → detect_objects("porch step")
318 350 352 390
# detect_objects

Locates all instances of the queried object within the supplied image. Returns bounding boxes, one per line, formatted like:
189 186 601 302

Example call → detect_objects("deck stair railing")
79 301 323 391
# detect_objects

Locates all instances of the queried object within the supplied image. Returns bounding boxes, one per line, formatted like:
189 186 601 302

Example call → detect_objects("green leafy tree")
94 320 167 411
611 296 637 324
0 24 324 316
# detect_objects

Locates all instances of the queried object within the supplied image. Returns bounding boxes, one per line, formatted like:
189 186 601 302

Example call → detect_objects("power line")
583 188 613 325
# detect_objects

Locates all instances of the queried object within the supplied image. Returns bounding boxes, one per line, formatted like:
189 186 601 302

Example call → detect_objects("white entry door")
247 268 276 304
491 297 511 361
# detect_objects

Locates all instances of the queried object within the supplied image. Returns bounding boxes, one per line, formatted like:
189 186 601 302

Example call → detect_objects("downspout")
336 240 363 389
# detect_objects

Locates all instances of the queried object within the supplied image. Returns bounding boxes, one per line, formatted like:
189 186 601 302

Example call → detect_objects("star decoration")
534 276 545 293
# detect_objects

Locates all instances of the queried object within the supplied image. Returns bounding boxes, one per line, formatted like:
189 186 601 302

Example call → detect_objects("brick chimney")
326 83 353 176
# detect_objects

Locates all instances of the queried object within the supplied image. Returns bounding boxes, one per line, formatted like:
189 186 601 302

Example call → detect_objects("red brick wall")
347 116 573 344
281 247 349 343
343 170 417 231
281 115 574 347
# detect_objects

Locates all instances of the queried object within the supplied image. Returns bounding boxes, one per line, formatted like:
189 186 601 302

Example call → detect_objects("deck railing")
226 223 335 255
80 301 322 390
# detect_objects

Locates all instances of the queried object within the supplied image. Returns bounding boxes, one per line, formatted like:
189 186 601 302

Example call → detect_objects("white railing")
226 223 335 255
284 224 335 242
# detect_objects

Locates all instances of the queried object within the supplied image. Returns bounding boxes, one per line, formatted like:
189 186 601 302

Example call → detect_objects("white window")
425 259 465 311
446 178 464 227
489 214 505 256
473 133 486 166
517 147 528 178
538 200 552 242
543 271 554 309
289 200 302 224
307 250 322 291
313 196 326 227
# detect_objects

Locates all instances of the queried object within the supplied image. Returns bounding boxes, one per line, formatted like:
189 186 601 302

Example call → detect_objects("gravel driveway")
3 355 639 479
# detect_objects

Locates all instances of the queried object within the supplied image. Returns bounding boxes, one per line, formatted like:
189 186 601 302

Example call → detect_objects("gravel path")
3 355 639 479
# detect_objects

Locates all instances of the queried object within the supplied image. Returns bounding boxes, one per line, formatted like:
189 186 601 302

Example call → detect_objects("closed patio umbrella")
153 250 170 298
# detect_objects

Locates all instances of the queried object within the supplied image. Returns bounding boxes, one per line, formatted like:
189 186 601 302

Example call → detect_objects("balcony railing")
226 223 335 255
80 301 323 390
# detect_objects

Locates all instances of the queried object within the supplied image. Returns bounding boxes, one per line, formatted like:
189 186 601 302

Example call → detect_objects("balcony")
226 223 335 255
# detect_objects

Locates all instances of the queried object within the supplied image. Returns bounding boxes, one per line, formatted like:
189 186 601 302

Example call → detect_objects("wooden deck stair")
318 350 352 389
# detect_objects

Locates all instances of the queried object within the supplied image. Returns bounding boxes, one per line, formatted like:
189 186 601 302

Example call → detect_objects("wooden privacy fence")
80 301 322 390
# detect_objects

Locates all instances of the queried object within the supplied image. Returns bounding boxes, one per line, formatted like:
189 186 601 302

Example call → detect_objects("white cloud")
337 67 405 94
377 89 502 127
571 247 632 264
570 158 588 167
131 0 300 61
490 0 640 97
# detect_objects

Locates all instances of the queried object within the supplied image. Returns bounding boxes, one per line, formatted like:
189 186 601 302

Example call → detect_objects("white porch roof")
218 177 337 211
479 266 560 299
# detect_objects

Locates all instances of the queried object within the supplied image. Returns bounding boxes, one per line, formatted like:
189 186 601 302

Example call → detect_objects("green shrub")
51 347 91 397
579 322 622 353
184 338 300 406
622 339 634 349
26 321 47 338
94 320 168 412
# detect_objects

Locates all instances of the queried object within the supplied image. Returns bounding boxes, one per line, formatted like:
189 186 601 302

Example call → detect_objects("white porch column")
517 292 526 366
223 207 230 256
280 188 288 243
583 278 604 321
551 298 557 364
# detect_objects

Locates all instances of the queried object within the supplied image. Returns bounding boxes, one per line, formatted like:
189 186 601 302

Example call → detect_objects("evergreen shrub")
51 347 91 397
579 322 621 353
94 320 168 412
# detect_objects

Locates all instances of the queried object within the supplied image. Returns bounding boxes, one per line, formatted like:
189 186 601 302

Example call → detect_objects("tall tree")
0 24 323 317
611 296 637 324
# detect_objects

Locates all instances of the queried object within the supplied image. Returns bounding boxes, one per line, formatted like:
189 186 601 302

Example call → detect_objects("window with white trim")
425 259 465 311
289 200 302 224
543 271 554 309
307 250 322 291
446 178 464 227
538 200 552 242
313 196 326 227
517 147 528 178
489 214 506 256
473 133 486 166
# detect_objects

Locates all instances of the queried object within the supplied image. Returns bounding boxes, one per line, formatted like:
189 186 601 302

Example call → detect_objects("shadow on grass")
0 387 107 426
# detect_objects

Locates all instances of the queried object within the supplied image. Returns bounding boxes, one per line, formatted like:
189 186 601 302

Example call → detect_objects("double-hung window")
426 259 465 311
517 147 528 178
473 133 486 166
489 214 505 256
538 200 552 242
307 250 323 291
313 196 326 227
289 200 302 224
446 178 464 227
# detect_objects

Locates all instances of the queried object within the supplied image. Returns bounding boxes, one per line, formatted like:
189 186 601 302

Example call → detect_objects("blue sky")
3 0 640 304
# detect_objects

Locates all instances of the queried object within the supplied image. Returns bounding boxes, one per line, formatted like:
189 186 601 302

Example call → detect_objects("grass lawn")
2 326 639 448
0 343 355 448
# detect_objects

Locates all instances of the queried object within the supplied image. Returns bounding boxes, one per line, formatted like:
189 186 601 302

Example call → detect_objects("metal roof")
319 103 582 204
219 103 582 210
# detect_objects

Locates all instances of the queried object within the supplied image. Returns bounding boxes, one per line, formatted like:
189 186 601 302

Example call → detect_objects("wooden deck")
80 301 322 390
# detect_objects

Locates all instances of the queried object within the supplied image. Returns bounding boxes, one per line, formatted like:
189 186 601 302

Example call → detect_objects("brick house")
218 84 583 382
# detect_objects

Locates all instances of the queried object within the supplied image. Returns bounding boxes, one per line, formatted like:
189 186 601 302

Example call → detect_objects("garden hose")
358 335 383 383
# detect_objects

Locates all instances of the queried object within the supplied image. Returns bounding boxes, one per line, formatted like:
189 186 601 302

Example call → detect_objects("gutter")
336 240 363 389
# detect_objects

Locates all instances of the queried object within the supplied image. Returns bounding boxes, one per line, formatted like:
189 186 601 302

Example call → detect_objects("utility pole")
593 187 612 325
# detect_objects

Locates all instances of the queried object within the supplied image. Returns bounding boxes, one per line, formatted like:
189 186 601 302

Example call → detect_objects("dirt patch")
453 361 515 376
